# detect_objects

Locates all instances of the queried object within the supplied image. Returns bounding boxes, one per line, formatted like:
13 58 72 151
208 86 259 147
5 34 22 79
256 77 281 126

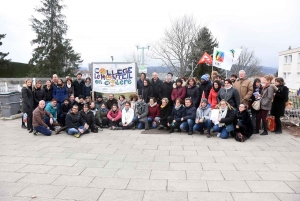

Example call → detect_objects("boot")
275 129 282 134
169 127 174 133
260 130 268 135
253 130 259 134
144 121 149 130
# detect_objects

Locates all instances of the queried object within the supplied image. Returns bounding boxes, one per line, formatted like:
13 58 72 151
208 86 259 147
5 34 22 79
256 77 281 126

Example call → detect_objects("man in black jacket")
160 75 173 106
73 73 85 98
106 94 118 110
150 72 163 104
179 98 196 135
66 105 89 138
199 74 212 99
59 98 72 126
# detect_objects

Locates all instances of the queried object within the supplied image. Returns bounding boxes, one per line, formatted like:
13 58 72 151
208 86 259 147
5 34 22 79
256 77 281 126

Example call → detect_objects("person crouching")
32 100 54 136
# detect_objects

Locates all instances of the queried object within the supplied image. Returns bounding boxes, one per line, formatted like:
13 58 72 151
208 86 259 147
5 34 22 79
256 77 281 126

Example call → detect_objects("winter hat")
176 78 183 84
201 75 208 81
201 98 208 104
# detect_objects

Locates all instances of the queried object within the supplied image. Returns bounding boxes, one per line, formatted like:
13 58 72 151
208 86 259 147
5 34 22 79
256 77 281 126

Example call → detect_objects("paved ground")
0 119 300 201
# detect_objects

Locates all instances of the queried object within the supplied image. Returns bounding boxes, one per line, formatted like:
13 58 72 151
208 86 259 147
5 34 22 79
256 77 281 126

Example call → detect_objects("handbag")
251 90 266 110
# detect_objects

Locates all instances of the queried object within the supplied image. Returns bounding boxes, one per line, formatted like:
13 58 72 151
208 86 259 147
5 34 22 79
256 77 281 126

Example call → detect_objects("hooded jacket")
186 84 200 107
22 84 34 113
234 109 253 138
135 101 148 118
217 87 240 109
195 105 212 123
170 105 186 122
171 84 187 102
148 103 160 119
107 109 122 121
52 84 67 103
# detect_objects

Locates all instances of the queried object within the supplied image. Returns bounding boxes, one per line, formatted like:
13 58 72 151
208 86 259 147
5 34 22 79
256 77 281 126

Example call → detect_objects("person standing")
106 94 118 110
118 95 127 111
199 75 212 99
255 75 277 135
33 80 45 109
171 79 186 103
150 72 163 104
160 75 173 106
142 79 153 103
73 73 85 98
217 79 240 109
82 77 92 99
52 78 67 117
22 78 34 133
66 77 74 98
208 80 222 109
230 74 237 84
137 73 146 95
32 100 54 136
44 80 53 106
250 78 262 130
271 77 289 134
51 74 58 87
186 78 200 108
234 70 253 107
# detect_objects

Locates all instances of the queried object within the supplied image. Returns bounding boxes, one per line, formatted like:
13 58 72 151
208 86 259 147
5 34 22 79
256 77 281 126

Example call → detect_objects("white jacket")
122 108 134 124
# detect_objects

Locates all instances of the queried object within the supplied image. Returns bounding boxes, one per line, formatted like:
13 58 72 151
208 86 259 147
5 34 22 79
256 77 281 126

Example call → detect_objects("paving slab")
98 189 144 201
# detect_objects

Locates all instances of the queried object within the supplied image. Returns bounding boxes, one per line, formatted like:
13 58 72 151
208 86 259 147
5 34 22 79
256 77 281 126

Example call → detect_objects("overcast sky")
1 0 299 68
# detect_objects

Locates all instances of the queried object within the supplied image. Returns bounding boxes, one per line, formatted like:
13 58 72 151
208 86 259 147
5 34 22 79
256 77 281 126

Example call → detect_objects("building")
278 47 300 90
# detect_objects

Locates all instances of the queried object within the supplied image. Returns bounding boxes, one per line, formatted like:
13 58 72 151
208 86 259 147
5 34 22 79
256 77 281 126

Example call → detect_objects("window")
286 72 291 81
288 55 292 63
284 56 287 64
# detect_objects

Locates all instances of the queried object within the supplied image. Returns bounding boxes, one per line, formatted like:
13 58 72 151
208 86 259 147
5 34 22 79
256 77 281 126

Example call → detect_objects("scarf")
218 107 228 127
67 84 72 88
100 108 107 112
224 85 232 90
213 86 221 93
85 83 91 87
160 104 166 109
149 102 157 107
175 104 182 110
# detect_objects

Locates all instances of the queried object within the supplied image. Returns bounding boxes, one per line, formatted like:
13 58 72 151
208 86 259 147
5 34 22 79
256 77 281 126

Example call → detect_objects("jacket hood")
173 81 187 88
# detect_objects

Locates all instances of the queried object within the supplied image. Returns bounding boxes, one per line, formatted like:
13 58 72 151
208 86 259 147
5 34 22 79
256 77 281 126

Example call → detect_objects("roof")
279 47 300 56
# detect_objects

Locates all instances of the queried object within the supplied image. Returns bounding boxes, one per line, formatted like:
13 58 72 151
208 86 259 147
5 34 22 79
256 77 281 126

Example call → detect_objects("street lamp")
111 56 114 62
136 45 150 65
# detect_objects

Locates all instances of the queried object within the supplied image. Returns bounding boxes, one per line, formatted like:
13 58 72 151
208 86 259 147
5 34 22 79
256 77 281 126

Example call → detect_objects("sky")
1 0 300 68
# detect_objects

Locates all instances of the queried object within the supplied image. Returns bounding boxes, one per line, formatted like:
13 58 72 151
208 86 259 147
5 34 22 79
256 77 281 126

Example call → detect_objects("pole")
141 48 145 65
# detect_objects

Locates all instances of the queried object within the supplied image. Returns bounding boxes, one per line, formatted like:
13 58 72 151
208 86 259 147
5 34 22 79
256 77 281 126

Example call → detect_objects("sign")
92 63 137 93
138 65 147 73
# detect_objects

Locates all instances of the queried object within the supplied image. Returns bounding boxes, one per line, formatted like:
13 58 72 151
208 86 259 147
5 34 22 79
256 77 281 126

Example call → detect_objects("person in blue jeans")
193 98 212 138
65 104 89 138
212 99 235 139
133 95 149 130
179 98 196 135
32 100 54 136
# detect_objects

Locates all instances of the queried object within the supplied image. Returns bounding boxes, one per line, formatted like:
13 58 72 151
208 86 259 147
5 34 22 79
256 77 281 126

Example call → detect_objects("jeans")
34 126 52 136
180 119 195 132
59 113 66 125
133 116 149 129
213 125 229 139
67 126 86 135
193 120 213 133
56 102 62 116
148 117 158 128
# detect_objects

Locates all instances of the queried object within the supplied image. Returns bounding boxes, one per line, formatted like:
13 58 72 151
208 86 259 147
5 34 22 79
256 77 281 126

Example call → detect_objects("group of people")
21 70 289 142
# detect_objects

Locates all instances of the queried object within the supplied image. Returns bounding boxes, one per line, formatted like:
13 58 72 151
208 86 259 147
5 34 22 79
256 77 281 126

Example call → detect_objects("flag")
212 48 234 71
198 52 212 65
201 91 205 99
230 48 242 61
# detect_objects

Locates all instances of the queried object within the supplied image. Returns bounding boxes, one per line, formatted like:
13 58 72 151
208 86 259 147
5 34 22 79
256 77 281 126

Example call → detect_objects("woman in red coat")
208 80 222 109
148 97 161 128
171 79 186 103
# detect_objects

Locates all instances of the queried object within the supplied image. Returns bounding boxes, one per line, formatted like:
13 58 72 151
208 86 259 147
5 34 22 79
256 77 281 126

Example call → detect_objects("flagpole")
189 63 199 79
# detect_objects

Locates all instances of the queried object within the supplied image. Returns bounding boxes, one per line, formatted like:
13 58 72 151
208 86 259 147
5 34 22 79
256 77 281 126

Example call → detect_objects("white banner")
92 63 136 93
212 48 242 71
138 65 147 73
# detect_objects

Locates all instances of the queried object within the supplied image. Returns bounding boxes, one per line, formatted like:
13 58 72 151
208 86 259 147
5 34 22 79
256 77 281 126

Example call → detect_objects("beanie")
201 98 208 104
201 75 208 81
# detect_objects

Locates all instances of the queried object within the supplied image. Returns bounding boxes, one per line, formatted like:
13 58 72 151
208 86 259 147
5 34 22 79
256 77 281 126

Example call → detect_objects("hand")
78 128 84 134
49 118 53 125
167 123 170 126
153 121 156 125
173 120 176 123
47 127 50 130
112 118 115 121
218 117 221 121
181 118 184 121
236 125 239 128
124 123 127 126
84 123 89 129
199 119 203 123
138 116 140 119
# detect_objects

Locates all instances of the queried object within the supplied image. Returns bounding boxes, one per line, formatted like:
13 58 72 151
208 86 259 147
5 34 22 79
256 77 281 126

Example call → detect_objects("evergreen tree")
188 27 222 78
29 0 82 77
0 34 11 72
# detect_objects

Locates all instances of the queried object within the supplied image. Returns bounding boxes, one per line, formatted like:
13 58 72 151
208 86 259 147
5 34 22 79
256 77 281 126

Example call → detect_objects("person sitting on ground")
179 98 196 135
65 104 89 138
95 95 106 110
233 103 253 142
212 100 235 139
157 98 172 130
45 98 58 125
118 95 127 111
118 101 135 130
106 94 118 110
193 98 212 138
148 97 160 128
96 103 109 128
107 104 122 130
59 98 72 126
133 95 149 130
167 98 186 133
32 100 54 136
80 104 98 133
75 95 85 111
130 93 138 111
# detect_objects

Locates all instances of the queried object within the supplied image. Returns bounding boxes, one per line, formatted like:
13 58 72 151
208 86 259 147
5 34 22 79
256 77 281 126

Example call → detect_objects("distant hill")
261 66 278 75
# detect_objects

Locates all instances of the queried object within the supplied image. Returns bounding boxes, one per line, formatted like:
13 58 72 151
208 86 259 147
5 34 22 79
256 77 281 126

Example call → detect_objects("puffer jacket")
80 110 95 126
208 88 219 109
195 105 212 123
52 84 67 103
182 105 196 121
171 85 186 102
96 109 108 123
159 104 172 122
44 85 53 102
33 87 45 107
186 84 200 107
21 84 34 113
170 105 186 122
217 87 240 109
107 109 122 121
148 103 160 120
66 111 86 130
234 109 253 138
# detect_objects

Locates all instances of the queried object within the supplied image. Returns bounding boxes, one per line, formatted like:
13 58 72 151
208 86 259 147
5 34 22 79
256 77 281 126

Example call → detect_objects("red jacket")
208 88 218 109
107 109 122 121
171 86 186 101
148 104 160 119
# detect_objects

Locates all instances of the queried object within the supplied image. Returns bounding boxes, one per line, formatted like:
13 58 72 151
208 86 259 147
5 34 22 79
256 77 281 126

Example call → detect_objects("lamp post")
111 56 114 62
136 45 150 65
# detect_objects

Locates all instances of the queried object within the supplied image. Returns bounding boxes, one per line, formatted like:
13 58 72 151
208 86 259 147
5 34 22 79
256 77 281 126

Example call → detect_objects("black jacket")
199 81 212 99
73 79 85 97
219 109 235 126
106 98 118 110
43 85 53 102
61 103 72 115
160 81 174 104
22 85 34 113
250 84 263 103
271 85 289 117
80 110 95 127
170 105 186 122
137 78 144 95
234 109 253 138
66 112 86 129
150 78 163 100
182 105 196 121
217 87 240 109
33 87 45 107
142 85 153 103
159 105 172 122
186 85 200 107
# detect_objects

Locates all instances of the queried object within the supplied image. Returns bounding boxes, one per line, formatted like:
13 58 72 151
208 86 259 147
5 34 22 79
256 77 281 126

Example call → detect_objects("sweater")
32 106 53 128
45 102 57 119
148 103 161 120
107 109 122 121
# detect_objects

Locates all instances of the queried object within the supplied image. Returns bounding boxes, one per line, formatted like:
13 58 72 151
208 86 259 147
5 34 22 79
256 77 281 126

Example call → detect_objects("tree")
0 34 11 75
229 47 262 78
28 0 82 77
151 15 200 77
188 27 220 78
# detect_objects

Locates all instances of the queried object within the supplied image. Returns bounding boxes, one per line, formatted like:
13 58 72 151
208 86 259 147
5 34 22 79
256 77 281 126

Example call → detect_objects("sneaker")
217 133 221 137
157 126 164 130
74 133 81 138
260 131 268 135
33 130 38 135
21 125 27 129
188 132 193 135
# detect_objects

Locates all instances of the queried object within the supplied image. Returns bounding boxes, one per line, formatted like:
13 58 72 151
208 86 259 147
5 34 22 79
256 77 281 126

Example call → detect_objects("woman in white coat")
118 101 135 130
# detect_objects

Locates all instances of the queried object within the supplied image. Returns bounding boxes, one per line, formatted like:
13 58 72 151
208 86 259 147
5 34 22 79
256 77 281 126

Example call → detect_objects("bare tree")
151 15 200 77
124 51 150 66
229 47 262 78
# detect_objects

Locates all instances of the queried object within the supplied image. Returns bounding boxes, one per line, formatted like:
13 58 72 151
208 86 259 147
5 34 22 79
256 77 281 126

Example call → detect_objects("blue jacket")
182 106 196 121
45 102 57 118
170 105 186 122
137 79 144 95
82 84 92 98
52 85 67 103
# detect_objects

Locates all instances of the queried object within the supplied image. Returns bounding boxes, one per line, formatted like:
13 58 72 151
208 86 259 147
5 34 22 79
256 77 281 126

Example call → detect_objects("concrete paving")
0 119 300 201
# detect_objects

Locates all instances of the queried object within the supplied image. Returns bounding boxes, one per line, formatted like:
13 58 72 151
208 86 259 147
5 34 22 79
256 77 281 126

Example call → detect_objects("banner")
212 48 242 71
92 63 136 93
139 65 147 73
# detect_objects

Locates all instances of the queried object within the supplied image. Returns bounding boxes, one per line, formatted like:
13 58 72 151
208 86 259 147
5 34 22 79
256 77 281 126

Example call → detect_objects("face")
86 98 90 103
239 71 246 79
97 97 102 102
72 106 78 114
165 77 171 83
206 75 210 80
239 104 246 112
77 74 82 79
152 73 158 80
215 77 220 81
256 81 261 87
90 102 95 109
64 100 69 105
189 80 194 85
46 80 51 86
138 98 143 102
143 81 148 86
200 79 205 84
67 80 71 84
53 75 58 82
79 98 84 103
101 104 106 109
220 101 226 109
141 74 145 79
83 106 89 112
69 96 74 101
119 96 124 101
112 106 117 111
275 81 279 85
109 94 114 100
86 79 90 84
58 79 62 85
176 82 181 86
26 80 32 87
185 100 191 107
231 77 236 82
39 101 45 109
125 103 130 109
224 81 231 87
149 99 154 105
51 101 57 107
200 101 207 108
175 100 181 106
214 82 219 89
161 100 167 106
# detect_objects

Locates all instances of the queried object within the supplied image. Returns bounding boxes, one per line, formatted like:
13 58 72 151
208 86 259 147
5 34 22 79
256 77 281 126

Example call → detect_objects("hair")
138 95 143 100
109 93 114 97
85 96 91 100
167 72 173 77
253 78 261 88
264 74 274 82
141 73 146 77
224 78 232 85
239 70 246 74
185 97 192 103
215 74 221 79
187 78 196 85
46 79 51 83
66 77 72 82
130 93 138 101
231 74 237 79
77 73 82 76
212 71 218 76
52 74 58 78
213 80 222 89
85 77 91 82
216 99 234 110
24 78 32 84
119 95 125 100
125 101 131 106
181 76 186 82
161 98 169 104
58 78 64 85
100 103 106 108
143 78 150 85
39 100 45 104
149 97 157 103
175 98 184 104
239 103 248 109
51 98 57 102
83 104 90 109
69 94 75 98
72 104 78 109
112 104 118 109
275 77 285 85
